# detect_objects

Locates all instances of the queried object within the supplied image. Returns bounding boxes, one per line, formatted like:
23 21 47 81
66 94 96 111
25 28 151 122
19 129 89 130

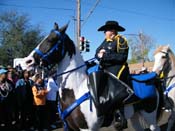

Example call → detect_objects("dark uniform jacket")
95 34 130 84
88 34 132 116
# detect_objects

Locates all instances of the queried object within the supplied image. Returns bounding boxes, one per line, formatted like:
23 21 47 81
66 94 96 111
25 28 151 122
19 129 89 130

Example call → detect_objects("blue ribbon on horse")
60 92 91 119
164 83 175 96
57 92 91 131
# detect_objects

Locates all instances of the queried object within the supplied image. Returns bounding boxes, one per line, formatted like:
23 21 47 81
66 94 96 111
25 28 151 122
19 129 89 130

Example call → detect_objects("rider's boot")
114 106 127 130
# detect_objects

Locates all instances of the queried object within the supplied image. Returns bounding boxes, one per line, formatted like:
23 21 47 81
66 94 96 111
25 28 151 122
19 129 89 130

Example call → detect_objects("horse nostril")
26 59 33 65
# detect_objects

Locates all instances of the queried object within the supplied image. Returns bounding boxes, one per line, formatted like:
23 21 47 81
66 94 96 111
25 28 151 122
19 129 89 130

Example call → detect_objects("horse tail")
155 78 164 121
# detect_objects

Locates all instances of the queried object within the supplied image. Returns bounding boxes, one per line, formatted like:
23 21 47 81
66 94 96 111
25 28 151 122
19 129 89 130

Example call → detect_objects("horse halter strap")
164 83 175 96
160 51 168 58
159 50 175 95
34 30 65 64
159 51 170 75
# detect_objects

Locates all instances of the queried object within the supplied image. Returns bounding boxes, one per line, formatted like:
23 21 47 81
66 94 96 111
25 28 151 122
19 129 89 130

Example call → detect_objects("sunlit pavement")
53 111 171 131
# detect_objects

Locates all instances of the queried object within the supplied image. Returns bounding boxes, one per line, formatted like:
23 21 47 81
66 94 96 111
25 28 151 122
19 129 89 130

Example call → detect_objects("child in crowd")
32 74 48 131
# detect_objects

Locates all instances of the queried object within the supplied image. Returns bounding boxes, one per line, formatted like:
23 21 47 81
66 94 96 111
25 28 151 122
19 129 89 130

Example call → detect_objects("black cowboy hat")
98 20 125 32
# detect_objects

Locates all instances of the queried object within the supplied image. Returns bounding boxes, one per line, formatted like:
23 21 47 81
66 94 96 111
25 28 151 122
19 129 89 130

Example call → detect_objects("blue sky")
0 0 175 60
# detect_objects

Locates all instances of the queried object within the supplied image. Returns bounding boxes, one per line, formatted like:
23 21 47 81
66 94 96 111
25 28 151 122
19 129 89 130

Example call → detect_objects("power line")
81 0 101 27
0 3 74 11
98 5 175 22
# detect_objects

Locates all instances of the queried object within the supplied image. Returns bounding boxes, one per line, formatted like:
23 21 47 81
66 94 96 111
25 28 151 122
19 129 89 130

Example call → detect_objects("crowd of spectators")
0 65 62 131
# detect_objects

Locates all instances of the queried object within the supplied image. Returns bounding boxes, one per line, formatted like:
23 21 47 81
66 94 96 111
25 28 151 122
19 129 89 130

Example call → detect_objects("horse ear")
166 44 170 49
165 44 170 50
59 23 69 33
54 22 59 30
162 44 170 52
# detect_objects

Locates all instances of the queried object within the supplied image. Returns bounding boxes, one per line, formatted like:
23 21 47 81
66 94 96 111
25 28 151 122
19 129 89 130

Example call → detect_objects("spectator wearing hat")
0 68 16 130
95 20 130 130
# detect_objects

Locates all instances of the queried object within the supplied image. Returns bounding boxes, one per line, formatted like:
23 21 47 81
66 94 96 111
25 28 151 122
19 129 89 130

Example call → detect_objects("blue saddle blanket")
131 72 157 99
87 65 99 74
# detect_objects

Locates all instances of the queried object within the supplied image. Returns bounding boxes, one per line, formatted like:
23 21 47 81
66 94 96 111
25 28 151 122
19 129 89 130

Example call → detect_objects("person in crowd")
15 64 23 73
7 66 19 85
7 65 13 72
15 69 34 130
46 75 59 129
95 20 129 130
0 68 16 130
32 74 48 131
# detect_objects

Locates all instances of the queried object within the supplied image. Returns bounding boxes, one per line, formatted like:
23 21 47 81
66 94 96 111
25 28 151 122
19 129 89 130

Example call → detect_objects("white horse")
19 22 162 131
153 45 175 131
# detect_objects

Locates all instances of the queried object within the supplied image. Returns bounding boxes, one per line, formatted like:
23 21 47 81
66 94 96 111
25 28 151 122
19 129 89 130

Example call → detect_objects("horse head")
20 23 98 130
23 22 76 70
152 45 175 76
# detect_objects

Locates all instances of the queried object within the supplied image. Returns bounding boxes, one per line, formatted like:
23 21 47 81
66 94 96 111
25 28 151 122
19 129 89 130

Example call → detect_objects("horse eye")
161 56 167 59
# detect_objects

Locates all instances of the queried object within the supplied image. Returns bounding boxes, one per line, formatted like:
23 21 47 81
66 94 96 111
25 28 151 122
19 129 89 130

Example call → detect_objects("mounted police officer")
95 20 130 130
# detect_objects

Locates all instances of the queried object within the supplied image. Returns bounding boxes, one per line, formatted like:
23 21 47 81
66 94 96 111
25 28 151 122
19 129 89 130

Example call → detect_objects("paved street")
54 111 171 131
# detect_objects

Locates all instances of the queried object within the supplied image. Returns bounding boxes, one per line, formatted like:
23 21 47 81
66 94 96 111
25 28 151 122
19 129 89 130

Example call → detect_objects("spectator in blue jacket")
15 69 34 130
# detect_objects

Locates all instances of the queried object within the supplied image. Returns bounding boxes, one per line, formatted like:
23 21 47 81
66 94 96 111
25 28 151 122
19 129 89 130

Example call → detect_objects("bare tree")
128 31 154 65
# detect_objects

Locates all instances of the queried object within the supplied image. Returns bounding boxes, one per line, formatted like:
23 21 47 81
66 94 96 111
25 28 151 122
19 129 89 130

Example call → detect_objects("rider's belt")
116 64 126 79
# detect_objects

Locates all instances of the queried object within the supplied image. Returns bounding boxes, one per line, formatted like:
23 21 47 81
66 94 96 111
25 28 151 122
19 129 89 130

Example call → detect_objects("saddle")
87 65 133 116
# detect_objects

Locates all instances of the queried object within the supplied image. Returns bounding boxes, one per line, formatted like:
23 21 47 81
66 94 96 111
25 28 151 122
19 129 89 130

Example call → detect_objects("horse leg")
124 105 144 131
88 115 104 131
140 110 160 131
138 89 161 131
130 112 145 131
166 108 175 131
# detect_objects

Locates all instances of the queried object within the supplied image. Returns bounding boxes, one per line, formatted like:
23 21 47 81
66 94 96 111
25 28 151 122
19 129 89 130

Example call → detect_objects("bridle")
157 50 175 95
34 30 66 67
157 51 171 82
159 51 170 74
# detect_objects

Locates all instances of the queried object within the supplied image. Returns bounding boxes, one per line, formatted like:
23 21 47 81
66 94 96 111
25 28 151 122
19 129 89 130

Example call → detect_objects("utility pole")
76 0 81 49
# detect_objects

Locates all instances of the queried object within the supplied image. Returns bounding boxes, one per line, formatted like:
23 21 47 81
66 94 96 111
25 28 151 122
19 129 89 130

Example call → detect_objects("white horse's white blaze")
19 35 49 70
152 53 165 73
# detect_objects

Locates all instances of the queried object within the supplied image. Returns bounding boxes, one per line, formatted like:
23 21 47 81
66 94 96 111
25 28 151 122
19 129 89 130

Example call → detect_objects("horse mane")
154 46 165 55
64 34 76 59
169 48 175 68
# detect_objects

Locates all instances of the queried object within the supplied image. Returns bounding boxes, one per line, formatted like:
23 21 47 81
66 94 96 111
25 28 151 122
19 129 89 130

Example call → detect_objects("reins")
54 57 96 78
160 74 175 81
